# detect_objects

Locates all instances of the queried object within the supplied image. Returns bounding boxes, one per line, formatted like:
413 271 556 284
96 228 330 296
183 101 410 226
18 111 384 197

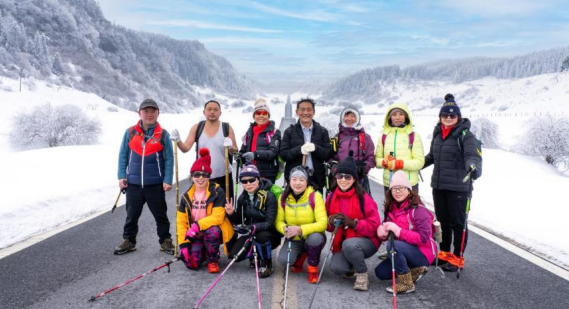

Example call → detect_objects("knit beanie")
289 165 308 180
334 151 358 178
240 162 260 179
190 148 212 174
254 98 270 115
439 94 461 117
389 171 412 191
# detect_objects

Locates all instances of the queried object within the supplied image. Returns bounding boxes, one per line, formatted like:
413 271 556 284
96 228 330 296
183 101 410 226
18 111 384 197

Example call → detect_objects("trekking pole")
225 146 230 200
174 141 180 257
88 257 178 302
111 188 126 213
457 181 473 279
194 235 254 309
234 154 241 208
252 237 262 309
389 231 397 309
302 154 306 167
283 238 292 309
462 165 476 183
307 219 342 309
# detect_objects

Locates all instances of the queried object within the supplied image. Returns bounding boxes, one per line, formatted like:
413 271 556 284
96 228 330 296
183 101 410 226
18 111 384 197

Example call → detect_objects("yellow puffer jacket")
375 102 425 187
275 186 328 240
176 182 234 254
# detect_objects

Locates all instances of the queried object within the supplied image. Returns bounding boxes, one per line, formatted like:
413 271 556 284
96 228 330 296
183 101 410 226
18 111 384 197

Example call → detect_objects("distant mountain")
0 0 257 112
323 46 569 104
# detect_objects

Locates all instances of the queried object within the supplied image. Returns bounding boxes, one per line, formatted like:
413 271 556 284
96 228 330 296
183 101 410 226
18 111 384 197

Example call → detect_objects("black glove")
234 225 252 236
356 164 366 177
334 213 356 229
328 214 339 226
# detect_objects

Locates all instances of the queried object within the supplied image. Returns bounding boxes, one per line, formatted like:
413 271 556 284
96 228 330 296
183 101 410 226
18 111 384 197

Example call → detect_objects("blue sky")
96 0 569 90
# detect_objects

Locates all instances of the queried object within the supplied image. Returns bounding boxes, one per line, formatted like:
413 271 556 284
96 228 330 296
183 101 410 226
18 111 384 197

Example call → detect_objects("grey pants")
278 233 326 267
330 237 378 274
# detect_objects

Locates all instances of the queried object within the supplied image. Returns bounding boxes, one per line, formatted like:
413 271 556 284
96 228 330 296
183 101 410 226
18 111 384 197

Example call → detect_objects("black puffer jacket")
239 121 281 179
229 179 277 232
280 120 332 190
424 119 479 192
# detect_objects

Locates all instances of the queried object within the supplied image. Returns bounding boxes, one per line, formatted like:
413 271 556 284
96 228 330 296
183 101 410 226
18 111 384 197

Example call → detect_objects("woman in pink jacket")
326 153 381 291
375 171 437 294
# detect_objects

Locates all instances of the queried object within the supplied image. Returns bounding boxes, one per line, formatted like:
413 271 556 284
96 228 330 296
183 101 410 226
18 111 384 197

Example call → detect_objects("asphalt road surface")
1 178 569 309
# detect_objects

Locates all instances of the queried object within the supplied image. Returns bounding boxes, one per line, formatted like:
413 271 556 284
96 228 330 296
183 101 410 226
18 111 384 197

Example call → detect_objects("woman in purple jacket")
329 106 375 195
375 171 437 294
326 154 381 291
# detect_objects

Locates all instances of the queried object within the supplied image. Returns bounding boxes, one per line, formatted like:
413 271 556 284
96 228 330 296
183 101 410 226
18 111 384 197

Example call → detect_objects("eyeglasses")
254 110 269 116
441 113 457 119
335 173 354 181
240 177 257 184
391 186 408 193
192 172 210 179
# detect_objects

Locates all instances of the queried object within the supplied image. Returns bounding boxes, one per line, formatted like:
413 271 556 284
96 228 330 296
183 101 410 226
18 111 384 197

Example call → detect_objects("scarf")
329 187 364 253
441 124 454 140
251 122 270 153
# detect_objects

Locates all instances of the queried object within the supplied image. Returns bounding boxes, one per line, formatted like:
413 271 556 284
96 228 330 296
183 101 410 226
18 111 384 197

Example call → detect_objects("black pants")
432 188 469 256
123 184 171 244
211 173 234 201
226 230 281 262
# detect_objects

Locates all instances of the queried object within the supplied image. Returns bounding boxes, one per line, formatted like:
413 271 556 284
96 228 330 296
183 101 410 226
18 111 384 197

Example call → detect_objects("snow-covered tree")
516 116 569 170
470 117 499 149
561 56 569 72
9 104 101 149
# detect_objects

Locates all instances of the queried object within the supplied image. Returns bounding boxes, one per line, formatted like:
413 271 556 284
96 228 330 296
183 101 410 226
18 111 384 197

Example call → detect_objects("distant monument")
278 95 296 136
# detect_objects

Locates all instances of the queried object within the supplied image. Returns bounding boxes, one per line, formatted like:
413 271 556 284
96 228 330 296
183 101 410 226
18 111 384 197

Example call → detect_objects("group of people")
115 94 480 294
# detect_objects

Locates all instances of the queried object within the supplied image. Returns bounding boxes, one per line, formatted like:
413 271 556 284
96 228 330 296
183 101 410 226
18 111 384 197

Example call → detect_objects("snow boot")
353 273 369 291
160 238 175 255
386 272 415 294
207 262 220 274
291 252 308 273
410 266 428 283
307 265 319 284
258 259 273 278
114 239 136 255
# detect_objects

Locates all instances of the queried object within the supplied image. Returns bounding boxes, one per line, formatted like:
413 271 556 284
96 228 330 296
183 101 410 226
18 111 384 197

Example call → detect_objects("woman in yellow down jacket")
176 148 234 274
375 102 425 194
276 166 328 284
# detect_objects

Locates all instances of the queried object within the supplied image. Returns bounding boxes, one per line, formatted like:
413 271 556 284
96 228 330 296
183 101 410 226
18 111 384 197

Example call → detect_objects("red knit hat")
190 148 212 174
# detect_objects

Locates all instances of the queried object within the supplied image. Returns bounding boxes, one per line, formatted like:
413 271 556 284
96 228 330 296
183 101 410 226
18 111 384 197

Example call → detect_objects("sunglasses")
255 110 269 116
240 177 258 184
335 173 354 181
192 172 210 179
441 113 457 119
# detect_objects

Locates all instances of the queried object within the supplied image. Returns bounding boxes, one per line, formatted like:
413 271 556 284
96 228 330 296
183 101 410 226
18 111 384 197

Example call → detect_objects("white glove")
301 143 315 155
223 137 233 147
170 129 180 142
242 152 255 162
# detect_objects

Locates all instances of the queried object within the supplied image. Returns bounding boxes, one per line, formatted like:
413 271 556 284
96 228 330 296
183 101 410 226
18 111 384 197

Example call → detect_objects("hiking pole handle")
302 154 306 167
462 165 476 183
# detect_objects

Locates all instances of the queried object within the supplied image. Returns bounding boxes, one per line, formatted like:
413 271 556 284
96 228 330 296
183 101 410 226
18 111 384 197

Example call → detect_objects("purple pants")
183 226 222 270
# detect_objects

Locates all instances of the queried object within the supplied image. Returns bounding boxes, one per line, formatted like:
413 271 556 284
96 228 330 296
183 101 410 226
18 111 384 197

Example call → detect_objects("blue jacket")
117 121 173 185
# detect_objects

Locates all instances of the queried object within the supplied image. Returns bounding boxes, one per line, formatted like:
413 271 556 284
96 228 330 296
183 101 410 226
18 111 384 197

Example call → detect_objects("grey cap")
139 99 159 111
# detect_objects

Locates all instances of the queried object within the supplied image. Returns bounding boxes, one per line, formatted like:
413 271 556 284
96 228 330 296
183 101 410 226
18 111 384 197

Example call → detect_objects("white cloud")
438 0 562 17
148 20 283 33
243 1 339 22
200 36 304 48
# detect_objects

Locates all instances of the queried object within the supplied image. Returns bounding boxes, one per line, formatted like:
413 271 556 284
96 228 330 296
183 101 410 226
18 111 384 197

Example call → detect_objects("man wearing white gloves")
170 100 238 199
280 98 332 193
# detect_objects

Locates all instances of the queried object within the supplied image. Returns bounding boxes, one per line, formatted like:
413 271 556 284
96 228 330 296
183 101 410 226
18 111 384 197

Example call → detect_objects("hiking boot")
258 260 273 278
114 239 136 255
353 273 369 291
207 262 220 273
160 238 175 255
410 266 428 283
343 269 356 279
386 272 415 294
307 265 319 284
442 263 459 272
291 252 307 273
447 254 465 268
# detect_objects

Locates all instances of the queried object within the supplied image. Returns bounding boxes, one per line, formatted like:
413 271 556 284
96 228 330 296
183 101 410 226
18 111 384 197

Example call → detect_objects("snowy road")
1 179 568 309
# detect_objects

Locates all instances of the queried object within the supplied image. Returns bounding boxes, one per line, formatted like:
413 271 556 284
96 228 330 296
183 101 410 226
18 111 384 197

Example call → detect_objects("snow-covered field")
1 74 568 270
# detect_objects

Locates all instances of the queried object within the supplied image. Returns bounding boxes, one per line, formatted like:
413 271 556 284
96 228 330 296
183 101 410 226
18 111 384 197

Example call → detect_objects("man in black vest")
280 98 332 192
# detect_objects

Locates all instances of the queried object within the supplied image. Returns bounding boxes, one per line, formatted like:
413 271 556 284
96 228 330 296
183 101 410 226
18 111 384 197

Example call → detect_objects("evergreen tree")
561 56 569 72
